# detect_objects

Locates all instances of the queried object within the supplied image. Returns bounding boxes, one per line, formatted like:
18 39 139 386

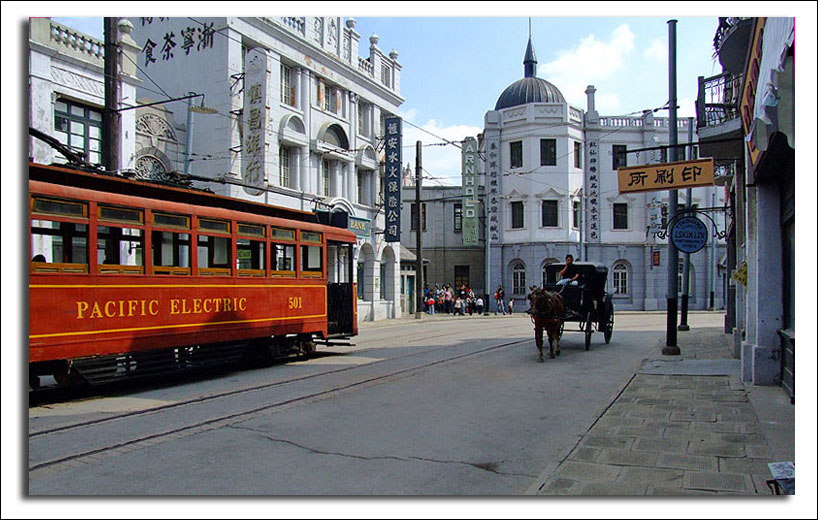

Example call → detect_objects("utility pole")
679 117 695 331
103 17 120 173
415 140 423 320
663 19 680 355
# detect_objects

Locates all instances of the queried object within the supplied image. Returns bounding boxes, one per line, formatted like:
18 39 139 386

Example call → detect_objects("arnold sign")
617 158 714 194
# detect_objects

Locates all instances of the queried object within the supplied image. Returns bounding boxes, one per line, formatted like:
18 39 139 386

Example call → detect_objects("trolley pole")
663 19 680 355
415 141 423 320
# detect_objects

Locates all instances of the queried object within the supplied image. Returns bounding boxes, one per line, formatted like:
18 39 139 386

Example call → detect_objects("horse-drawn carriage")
528 263 614 360
544 262 614 349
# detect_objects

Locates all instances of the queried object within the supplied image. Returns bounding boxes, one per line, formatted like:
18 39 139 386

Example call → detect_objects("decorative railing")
358 56 374 77
569 107 583 120
599 117 643 127
696 72 743 129
49 20 104 61
280 17 305 36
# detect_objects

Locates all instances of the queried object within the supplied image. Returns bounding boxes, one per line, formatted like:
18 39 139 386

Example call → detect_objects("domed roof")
495 77 565 110
494 37 565 110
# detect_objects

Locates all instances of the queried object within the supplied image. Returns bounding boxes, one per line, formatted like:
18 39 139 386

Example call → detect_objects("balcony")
695 72 744 160
713 17 754 75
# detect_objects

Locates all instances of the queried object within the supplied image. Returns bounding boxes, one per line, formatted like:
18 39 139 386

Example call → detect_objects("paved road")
28 312 720 495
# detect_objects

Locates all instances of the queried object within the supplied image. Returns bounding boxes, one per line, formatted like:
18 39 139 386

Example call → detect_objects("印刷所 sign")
618 158 714 194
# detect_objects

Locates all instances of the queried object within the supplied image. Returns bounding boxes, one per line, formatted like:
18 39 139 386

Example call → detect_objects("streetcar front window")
301 244 323 277
197 235 231 276
152 231 191 275
30 220 88 272
97 226 144 273
271 243 296 276
237 238 265 276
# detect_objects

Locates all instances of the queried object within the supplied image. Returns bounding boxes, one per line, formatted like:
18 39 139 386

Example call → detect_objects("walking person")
508 298 514 314
494 285 506 315
476 295 484 315
454 296 462 316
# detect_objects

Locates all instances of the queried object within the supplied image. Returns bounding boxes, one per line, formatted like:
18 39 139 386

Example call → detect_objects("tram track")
29 319 524 414
29 323 532 473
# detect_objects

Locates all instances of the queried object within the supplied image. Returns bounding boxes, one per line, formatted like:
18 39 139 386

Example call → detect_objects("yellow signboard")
617 158 715 194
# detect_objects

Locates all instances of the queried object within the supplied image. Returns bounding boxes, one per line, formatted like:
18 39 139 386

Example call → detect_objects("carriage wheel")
584 312 593 350
604 307 614 344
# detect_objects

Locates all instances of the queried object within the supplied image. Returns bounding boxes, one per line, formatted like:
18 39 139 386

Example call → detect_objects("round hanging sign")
670 216 708 254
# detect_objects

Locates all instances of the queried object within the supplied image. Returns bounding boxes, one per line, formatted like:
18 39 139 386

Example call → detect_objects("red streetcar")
28 162 357 387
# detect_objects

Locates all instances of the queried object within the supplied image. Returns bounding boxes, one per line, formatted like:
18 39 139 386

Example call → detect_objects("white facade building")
130 17 406 321
28 18 141 170
482 38 726 312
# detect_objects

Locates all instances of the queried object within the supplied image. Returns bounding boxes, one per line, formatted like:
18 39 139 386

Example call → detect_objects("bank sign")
670 216 708 254
461 136 479 247
349 216 371 237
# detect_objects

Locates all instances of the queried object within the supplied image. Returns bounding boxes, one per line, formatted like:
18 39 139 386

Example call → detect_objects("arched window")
612 262 629 296
512 263 526 295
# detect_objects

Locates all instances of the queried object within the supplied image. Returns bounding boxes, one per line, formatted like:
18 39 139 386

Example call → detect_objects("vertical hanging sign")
461 136 479 246
384 117 402 242
242 47 268 196
487 135 500 241
586 138 600 242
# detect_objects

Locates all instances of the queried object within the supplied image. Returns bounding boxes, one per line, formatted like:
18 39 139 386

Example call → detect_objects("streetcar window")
153 212 190 229
152 231 191 275
301 231 322 244
238 223 265 238
301 244 323 276
30 220 88 272
271 243 296 276
197 235 231 276
271 227 295 241
198 218 230 234
97 226 144 273
99 205 143 224
237 238 265 276
31 197 87 218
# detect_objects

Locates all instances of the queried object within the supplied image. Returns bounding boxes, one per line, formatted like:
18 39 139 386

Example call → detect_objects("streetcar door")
327 242 354 336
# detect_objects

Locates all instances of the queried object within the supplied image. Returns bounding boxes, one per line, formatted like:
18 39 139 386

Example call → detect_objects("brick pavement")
533 326 790 496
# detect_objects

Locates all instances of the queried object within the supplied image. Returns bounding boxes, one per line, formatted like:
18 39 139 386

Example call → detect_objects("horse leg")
534 319 544 362
547 329 555 359
555 322 561 356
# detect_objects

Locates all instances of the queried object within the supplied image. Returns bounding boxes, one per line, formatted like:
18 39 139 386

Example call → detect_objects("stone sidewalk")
530 326 794 496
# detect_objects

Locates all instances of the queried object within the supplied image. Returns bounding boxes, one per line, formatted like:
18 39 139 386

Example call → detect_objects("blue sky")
49 11 722 185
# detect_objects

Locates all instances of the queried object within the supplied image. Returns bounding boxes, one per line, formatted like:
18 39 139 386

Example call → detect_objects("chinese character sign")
461 136 479 247
617 158 714 194
586 139 601 241
486 135 501 242
140 18 216 68
242 48 268 196
384 117 402 242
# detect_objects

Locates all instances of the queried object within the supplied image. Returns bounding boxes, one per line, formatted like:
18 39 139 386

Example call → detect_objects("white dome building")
480 37 726 312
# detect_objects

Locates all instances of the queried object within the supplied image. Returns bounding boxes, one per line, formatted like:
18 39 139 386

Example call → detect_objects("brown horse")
527 286 565 362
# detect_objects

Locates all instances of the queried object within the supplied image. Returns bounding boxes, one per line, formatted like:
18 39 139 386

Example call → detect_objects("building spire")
523 24 537 78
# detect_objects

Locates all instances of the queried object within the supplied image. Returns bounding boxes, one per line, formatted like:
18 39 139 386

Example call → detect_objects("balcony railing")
696 72 743 129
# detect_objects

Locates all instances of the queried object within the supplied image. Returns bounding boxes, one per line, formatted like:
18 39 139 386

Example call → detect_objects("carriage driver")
556 254 580 286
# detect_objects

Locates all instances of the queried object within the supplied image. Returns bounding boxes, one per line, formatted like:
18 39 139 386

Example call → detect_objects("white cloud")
398 117 482 187
540 24 636 107
643 37 665 61
594 92 622 114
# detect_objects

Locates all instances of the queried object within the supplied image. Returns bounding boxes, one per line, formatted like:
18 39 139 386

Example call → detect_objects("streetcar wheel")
604 307 614 344
584 313 593 350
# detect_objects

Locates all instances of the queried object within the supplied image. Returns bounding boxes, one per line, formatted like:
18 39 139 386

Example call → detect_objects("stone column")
291 149 301 191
